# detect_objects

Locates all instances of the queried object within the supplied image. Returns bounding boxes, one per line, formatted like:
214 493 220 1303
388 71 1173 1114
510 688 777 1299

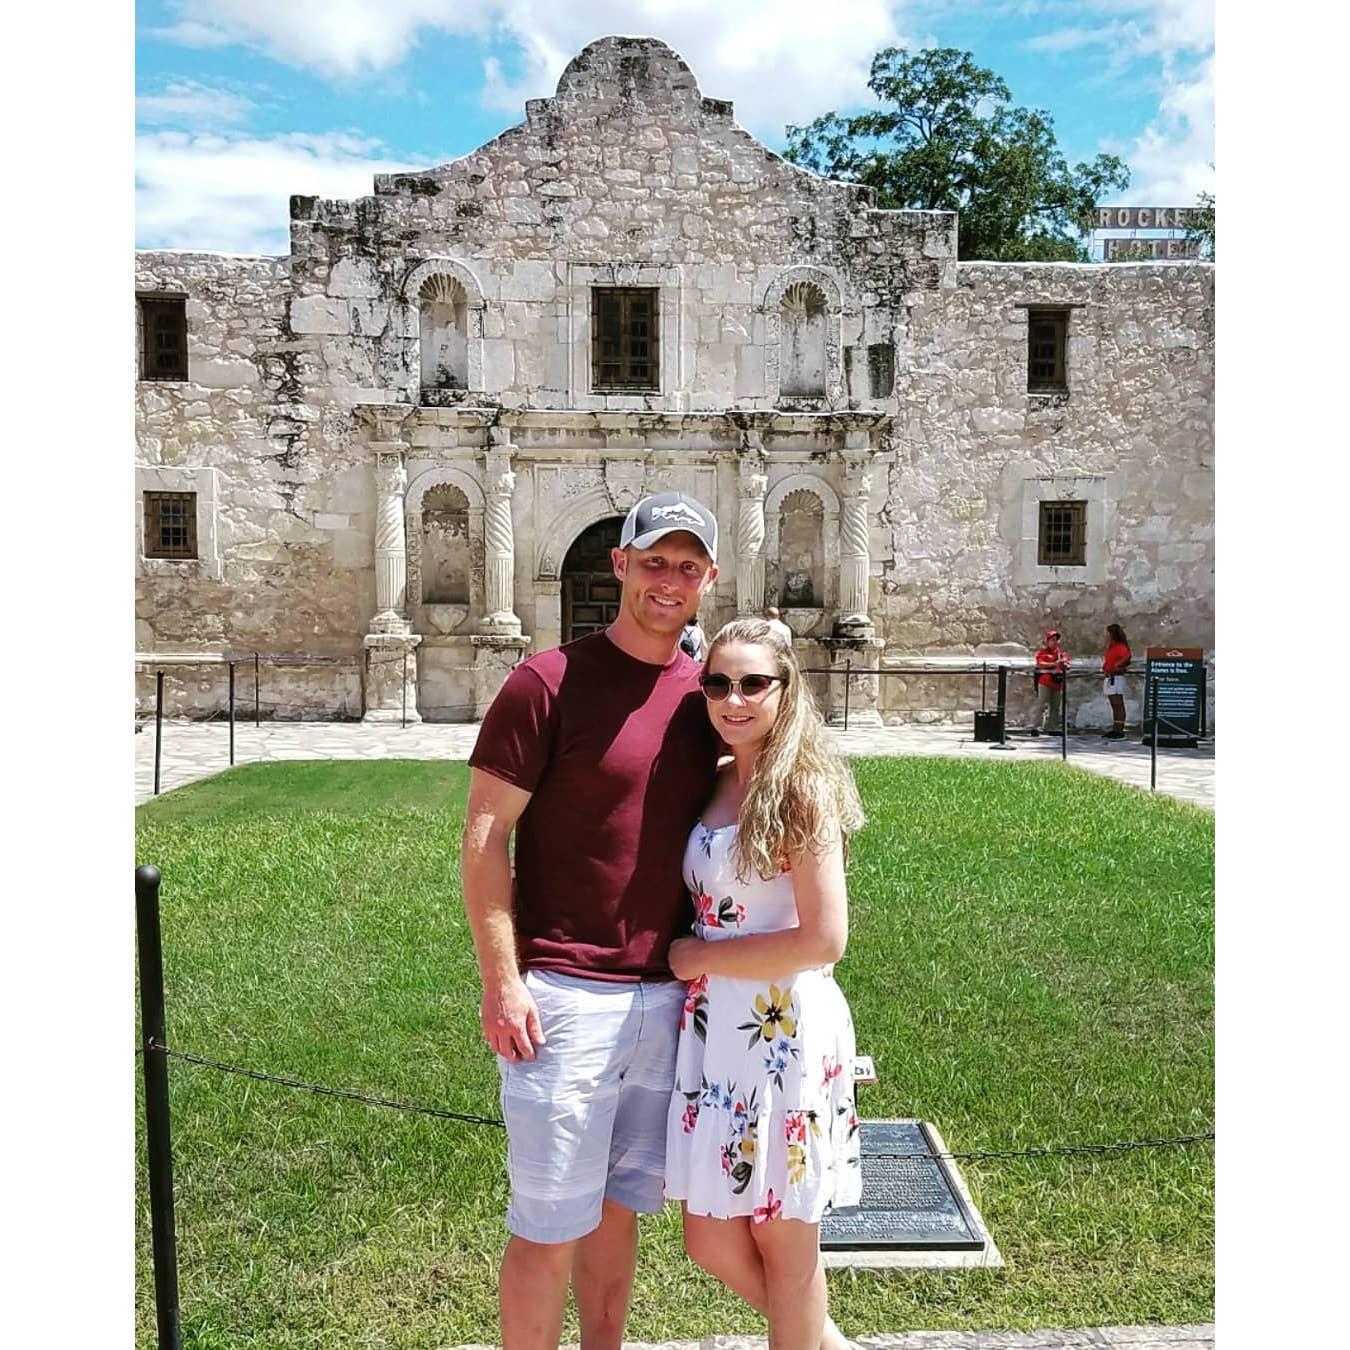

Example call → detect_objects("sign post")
1142 647 1205 747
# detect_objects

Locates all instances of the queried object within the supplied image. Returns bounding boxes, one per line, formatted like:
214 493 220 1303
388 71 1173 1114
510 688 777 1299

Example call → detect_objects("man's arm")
461 767 545 1062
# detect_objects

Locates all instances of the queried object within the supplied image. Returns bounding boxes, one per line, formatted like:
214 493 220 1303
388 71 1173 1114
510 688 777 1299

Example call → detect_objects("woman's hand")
668 936 707 981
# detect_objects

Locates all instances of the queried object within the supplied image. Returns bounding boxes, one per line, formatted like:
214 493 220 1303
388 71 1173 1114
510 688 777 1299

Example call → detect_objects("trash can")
973 710 1004 742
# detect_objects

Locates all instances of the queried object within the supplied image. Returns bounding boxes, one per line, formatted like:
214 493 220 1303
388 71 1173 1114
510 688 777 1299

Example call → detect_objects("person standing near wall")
1031 629 1071 735
1101 623 1132 739
763 606 794 646
681 615 708 661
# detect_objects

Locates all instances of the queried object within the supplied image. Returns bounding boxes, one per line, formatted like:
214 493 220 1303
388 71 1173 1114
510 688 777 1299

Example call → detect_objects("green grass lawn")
135 758 1213 1349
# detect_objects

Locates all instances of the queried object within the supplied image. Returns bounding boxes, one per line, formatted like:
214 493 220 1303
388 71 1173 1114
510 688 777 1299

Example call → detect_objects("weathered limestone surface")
134 36 1214 726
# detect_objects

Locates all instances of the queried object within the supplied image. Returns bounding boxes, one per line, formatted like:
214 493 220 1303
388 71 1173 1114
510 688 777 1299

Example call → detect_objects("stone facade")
135 36 1214 730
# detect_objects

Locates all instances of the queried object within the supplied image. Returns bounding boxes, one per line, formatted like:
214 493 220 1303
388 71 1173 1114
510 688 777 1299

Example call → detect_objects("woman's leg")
682 1209 847 1350
749 1217 827 1350
1108 693 1126 734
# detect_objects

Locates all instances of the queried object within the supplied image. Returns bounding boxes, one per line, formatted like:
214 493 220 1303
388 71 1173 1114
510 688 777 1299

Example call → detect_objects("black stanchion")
401 651 408 730
154 671 164 797
996 665 1008 745
254 652 260 729
135 865 183 1350
981 660 987 710
1060 672 1068 761
228 662 236 766
843 657 852 732
1150 676 1159 792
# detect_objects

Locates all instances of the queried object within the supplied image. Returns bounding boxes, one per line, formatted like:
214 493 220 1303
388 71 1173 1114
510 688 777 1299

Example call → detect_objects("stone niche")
775 489 825 608
780 282 828 398
419 273 468 392
421 484 471 605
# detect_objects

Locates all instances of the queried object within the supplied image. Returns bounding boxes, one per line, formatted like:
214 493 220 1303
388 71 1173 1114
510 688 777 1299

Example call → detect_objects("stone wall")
134 36 1214 728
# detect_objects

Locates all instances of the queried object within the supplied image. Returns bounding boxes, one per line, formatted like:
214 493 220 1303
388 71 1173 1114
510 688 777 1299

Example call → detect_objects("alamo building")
135 36 1214 729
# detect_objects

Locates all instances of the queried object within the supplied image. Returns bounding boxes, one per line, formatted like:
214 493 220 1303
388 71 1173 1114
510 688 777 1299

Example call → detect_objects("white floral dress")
664 822 862 1224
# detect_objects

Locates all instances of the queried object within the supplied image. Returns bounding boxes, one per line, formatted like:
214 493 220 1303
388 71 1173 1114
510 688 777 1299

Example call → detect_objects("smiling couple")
462 491 865 1350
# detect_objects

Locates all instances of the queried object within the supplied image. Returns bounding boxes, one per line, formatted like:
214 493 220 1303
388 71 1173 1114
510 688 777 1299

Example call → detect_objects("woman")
1102 623 1132 739
665 619 864 1350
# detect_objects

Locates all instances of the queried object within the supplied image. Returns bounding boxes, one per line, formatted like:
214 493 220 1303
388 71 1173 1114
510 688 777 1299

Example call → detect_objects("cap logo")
650 502 705 526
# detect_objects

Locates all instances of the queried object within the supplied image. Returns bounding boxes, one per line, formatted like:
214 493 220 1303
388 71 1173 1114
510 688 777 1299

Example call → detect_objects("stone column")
736 446 768 617
835 449 876 639
371 450 412 635
480 443 521 635
363 443 421 723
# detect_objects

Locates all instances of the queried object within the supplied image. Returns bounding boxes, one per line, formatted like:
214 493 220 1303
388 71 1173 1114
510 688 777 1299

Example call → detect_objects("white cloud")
136 80 256 127
136 130 424 254
1108 52 1214 204
151 0 909 138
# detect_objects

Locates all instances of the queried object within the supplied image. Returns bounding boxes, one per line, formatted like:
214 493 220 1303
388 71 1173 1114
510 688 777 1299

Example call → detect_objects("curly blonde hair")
706 619 866 881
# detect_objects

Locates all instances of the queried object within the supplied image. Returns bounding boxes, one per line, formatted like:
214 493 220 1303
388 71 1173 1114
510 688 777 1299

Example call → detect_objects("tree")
1185 190 1215 261
783 47 1130 262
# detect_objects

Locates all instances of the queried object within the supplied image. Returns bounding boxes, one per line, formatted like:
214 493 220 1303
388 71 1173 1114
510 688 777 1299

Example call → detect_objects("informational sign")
1143 646 1206 746
1096 206 1197 230
1105 236 1202 261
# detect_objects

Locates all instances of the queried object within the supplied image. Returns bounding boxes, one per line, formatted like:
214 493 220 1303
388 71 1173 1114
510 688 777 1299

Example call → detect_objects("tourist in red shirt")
1032 628 1071 734
462 492 720 1350
1102 623 1132 739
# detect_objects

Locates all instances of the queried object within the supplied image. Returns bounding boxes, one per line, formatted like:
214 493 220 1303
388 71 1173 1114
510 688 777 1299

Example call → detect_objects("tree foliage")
783 47 1130 262
1185 191 1215 261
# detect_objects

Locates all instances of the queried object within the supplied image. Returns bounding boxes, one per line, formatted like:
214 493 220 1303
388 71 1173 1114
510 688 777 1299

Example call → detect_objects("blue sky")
135 0 1214 255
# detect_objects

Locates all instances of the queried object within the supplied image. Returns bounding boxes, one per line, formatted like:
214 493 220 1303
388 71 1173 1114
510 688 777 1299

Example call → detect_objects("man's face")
612 533 718 637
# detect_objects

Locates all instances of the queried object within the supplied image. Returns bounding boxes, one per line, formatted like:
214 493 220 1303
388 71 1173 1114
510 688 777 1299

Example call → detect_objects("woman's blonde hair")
706 619 865 881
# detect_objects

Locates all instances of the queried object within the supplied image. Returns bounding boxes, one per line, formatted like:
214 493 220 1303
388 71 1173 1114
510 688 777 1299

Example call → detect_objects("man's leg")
572 1199 639 1350
501 1234 577 1350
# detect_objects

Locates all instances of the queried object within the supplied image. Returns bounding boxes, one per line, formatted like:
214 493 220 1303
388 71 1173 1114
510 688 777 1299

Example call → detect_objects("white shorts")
1103 675 1126 696
498 969 684 1244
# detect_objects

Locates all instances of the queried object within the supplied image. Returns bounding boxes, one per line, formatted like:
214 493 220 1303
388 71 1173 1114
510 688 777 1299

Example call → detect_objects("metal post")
996 665 1008 744
254 652 260 729
843 657 851 732
154 671 164 797
1060 670 1068 761
1201 664 1208 738
981 660 987 711
401 650 408 730
1150 676 1159 791
136 865 183 1350
228 662 236 766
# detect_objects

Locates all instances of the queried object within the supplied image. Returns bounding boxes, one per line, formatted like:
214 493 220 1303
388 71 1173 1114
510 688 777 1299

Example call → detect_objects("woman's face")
703 641 785 749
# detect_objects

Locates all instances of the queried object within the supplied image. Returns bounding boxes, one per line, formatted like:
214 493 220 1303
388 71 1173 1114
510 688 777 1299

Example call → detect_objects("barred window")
145 491 198 559
592 287 659 391
139 296 188 381
1027 309 1068 391
1038 500 1086 566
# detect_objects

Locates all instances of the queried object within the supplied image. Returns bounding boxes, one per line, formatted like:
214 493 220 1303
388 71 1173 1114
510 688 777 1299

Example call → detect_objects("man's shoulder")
512 631 609 689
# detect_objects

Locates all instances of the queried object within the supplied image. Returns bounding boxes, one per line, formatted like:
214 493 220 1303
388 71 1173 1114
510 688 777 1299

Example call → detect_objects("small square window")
1027 309 1068 391
139 296 188 381
1038 500 1086 566
145 492 198 559
592 287 659 391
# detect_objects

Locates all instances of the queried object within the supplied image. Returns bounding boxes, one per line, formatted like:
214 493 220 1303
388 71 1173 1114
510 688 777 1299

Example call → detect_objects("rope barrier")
142 1041 1213 1163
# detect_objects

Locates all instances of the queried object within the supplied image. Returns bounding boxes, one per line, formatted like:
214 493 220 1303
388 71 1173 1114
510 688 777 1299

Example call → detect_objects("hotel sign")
1096 206 1197 230
1104 236 1202 260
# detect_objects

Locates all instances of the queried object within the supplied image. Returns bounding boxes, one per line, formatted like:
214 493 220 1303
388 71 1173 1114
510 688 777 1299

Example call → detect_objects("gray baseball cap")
618 492 717 561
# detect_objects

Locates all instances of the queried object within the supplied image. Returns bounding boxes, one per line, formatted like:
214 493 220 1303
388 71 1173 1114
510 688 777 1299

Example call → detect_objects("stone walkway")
452 1329 1215 1350
135 719 1213 809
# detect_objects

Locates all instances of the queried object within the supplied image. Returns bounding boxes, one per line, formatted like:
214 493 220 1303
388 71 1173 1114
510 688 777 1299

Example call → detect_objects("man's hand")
481 976 546 1062
668 937 707 981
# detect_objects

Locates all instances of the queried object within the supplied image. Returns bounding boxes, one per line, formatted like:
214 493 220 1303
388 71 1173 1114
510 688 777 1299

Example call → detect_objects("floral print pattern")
665 822 863 1224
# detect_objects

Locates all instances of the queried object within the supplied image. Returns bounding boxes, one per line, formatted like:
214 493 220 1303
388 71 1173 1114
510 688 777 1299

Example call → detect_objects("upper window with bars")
1037 499 1087 566
592 287 659 392
139 296 189 382
1027 308 1068 392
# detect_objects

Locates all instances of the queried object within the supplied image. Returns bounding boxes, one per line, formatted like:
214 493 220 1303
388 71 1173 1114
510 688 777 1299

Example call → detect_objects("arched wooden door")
561 516 624 642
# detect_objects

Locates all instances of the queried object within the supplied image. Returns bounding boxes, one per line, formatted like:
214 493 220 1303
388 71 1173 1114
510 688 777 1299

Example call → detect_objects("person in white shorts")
462 492 721 1350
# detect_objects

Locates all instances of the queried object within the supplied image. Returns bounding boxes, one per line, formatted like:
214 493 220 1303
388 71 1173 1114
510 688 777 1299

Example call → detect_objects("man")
462 491 720 1350
1031 628 1071 735
763 605 793 645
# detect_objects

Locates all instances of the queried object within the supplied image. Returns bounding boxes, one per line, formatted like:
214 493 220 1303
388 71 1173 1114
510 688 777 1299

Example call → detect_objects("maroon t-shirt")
468 630 719 982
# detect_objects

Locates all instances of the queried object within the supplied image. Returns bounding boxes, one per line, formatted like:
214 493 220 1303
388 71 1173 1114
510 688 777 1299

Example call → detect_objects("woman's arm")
668 831 849 981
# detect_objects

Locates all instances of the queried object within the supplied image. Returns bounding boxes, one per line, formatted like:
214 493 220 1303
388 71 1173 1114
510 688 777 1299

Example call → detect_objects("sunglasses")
699 673 787 702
